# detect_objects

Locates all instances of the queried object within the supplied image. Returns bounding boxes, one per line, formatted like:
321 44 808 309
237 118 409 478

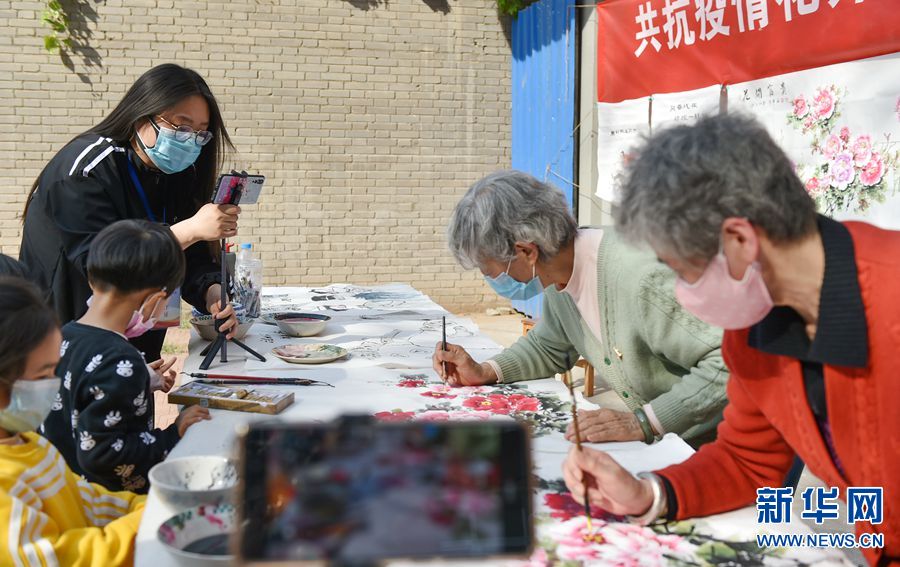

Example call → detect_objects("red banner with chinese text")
597 0 900 102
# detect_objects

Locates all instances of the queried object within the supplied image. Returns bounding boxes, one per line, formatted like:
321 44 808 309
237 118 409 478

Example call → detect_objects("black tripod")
199 238 266 370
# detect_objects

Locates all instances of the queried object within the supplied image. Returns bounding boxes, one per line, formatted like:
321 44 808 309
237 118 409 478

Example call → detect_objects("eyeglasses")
155 115 214 147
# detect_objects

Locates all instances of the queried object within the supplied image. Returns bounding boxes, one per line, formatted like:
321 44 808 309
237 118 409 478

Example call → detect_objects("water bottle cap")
240 243 253 249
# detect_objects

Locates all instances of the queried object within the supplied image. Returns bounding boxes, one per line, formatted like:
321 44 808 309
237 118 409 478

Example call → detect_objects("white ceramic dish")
149 456 238 511
190 316 254 341
272 312 331 337
157 503 235 566
271 343 349 364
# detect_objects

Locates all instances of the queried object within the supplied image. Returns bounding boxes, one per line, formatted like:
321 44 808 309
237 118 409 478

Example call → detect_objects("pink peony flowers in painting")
788 85 897 214
374 377 569 435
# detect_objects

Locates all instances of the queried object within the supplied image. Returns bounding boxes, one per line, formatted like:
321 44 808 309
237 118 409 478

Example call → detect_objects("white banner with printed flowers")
729 52 900 229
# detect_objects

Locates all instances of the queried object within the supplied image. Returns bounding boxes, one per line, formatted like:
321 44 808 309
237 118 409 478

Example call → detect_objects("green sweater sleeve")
637 270 730 435
490 294 580 383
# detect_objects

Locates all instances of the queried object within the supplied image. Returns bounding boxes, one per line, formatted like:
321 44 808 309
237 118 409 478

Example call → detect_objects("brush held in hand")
441 315 448 378
564 358 595 535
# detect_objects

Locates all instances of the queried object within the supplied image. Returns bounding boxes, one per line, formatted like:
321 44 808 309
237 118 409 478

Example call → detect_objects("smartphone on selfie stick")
212 171 266 206
198 171 267 369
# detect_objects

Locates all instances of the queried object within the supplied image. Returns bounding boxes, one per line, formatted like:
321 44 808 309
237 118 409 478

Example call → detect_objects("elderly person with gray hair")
433 170 728 448
561 114 899 565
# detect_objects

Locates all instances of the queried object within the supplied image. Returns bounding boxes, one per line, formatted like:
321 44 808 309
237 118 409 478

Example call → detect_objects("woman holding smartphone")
20 64 239 361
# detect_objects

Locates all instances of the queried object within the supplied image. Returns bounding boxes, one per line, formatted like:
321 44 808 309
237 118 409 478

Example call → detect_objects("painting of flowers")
518 484 845 566
373 378 571 436
788 85 899 214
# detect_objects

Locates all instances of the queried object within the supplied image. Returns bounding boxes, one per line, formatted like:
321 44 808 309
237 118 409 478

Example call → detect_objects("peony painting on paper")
514 481 851 567
788 85 899 215
374 377 854 566
374 378 571 437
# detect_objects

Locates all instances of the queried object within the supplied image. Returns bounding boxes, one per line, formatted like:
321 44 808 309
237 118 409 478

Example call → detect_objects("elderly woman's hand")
433 342 498 387
565 409 646 443
563 446 655 516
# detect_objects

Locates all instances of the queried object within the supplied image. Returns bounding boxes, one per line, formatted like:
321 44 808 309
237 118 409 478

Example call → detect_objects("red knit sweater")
658 221 899 565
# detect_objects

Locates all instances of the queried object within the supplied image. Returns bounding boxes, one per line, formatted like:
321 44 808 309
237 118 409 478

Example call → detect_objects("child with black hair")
0 253 39 286
42 220 211 493
0 276 144 565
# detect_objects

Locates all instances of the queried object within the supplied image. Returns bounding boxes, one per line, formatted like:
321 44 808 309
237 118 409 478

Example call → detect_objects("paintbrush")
565 358 594 535
441 315 448 380
195 378 330 387
183 372 333 387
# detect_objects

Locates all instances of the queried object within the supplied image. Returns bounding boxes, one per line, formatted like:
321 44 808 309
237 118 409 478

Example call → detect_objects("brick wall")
0 0 511 312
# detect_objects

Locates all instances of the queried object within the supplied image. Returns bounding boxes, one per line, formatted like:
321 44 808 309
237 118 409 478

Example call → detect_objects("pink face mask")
124 295 163 339
674 252 774 330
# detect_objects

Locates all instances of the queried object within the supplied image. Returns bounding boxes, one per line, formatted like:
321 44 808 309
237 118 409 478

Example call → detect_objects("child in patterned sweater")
42 220 211 493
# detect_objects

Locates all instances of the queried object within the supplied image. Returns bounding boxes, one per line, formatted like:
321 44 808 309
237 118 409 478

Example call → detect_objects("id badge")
154 287 182 329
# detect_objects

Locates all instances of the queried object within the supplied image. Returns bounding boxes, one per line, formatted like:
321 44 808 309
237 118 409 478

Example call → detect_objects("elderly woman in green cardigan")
433 170 728 448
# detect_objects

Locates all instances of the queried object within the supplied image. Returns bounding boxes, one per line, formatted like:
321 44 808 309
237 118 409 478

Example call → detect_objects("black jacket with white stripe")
20 134 221 358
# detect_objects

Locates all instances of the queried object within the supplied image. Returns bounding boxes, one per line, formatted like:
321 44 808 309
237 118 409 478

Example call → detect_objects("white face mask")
0 378 62 433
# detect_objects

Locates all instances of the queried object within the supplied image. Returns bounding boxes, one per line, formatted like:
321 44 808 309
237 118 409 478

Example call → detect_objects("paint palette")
271 343 349 364
168 382 294 415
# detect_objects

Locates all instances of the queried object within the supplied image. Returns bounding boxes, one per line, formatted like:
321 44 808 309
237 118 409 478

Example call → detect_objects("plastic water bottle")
237 243 254 267
235 244 262 318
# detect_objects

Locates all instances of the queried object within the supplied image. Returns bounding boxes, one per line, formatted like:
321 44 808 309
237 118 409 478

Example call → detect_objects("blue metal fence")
510 0 577 319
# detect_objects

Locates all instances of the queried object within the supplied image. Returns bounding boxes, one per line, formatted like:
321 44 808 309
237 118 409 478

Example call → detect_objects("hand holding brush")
564 357 599 539
441 316 448 379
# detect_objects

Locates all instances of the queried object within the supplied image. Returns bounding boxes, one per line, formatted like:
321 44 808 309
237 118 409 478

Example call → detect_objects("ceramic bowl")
273 312 331 337
190 316 254 341
157 503 235 566
149 456 238 511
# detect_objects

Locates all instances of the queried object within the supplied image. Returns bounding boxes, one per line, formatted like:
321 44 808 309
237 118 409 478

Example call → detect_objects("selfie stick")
199 175 266 370
198 241 266 369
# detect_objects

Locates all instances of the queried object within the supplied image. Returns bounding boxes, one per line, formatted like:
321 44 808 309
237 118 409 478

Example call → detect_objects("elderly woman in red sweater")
562 114 898 566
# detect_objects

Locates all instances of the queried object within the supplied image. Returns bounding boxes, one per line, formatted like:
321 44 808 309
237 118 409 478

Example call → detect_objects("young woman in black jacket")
20 64 240 361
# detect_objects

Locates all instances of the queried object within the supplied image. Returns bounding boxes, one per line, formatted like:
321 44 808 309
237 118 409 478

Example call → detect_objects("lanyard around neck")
126 158 165 223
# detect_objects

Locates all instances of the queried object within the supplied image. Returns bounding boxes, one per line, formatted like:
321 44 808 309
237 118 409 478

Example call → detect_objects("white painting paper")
595 97 650 203
650 84 722 132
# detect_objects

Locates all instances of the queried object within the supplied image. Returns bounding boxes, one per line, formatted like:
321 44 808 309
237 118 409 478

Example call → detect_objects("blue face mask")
0 377 61 434
136 121 202 174
484 259 544 301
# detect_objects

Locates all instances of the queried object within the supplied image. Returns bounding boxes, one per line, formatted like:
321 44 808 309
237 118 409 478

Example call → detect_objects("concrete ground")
157 310 863 564
154 327 190 429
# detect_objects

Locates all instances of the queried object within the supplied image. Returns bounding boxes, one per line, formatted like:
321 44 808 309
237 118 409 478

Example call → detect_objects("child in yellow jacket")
0 272 144 567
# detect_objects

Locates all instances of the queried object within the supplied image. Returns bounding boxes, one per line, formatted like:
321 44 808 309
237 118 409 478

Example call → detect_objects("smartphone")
234 417 534 565
212 173 265 205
